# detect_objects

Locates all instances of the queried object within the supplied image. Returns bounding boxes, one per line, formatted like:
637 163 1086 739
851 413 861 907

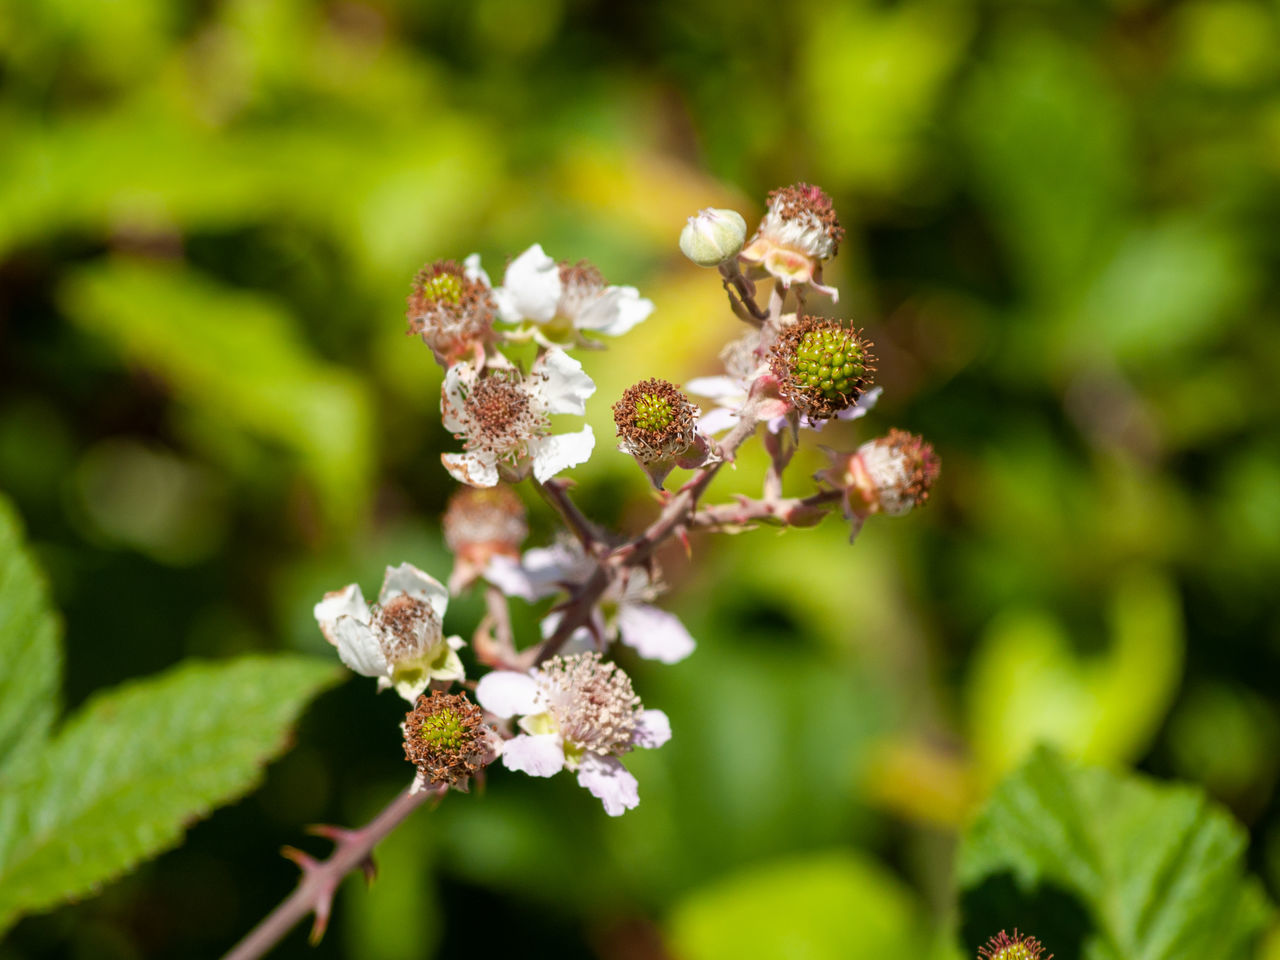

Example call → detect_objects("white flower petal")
334 617 389 679
529 426 594 482
696 406 739 437
535 349 596 416
632 709 672 749
476 670 542 718
463 252 491 288
379 563 450 619
499 244 561 323
313 584 370 646
440 362 475 435
576 754 639 816
616 602 696 664
442 451 500 487
501 733 566 777
484 554 541 601
686 375 745 400
575 286 653 336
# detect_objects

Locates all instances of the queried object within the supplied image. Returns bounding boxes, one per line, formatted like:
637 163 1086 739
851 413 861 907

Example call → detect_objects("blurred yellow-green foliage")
2 0 1279 957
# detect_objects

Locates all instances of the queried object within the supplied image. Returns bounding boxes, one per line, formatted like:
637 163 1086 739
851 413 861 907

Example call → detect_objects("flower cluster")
309 180 941 828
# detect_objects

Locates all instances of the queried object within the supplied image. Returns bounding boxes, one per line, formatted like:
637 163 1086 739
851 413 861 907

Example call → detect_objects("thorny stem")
688 489 842 531
221 785 441 960
230 257 813 957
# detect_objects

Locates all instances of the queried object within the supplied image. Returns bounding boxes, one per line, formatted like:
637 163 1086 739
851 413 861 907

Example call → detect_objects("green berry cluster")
419 271 463 305
790 327 865 401
632 393 674 433
420 707 467 752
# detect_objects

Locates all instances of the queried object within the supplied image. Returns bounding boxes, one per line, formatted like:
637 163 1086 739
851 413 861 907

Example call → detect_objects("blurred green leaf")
966 567 1183 786
957 747 1272 960
0 655 342 933
959 29 1131 303
668 850 926 960
0 494 61 781
59 259 374 531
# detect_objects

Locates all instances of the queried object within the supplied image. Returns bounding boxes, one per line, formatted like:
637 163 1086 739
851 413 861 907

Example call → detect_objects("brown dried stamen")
613 378 696 463
460 370 547 457
403 691 490 788
406 260 496 363
373 594 439 661
767 183 845 252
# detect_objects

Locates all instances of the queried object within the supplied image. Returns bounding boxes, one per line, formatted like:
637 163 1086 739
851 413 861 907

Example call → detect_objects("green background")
2 0 1279 957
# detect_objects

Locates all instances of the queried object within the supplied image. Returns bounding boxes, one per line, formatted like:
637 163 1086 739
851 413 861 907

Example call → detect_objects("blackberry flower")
314 564 466 702
613 378 698 476
740 183 844 299
476 653 671 816
402 690 501 792
769 316 876 421
979 930 1051 960
441 350 595 487
443 484 528 593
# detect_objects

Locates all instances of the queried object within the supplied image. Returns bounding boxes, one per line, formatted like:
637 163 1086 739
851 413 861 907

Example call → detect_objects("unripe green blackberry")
613 378 697 464
402 690 490 788
979 930 1051 960
770 316 875 420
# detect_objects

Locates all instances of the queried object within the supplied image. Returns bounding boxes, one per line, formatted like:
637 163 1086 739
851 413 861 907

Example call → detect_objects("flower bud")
769 315 875 421
402 690 498 790
679 208 748 267
979 930 1051 960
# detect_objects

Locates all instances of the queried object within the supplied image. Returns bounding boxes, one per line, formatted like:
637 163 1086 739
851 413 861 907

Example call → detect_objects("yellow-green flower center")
791 328 865 400
632 393 674 432
421 708 467 752
421 272 464 305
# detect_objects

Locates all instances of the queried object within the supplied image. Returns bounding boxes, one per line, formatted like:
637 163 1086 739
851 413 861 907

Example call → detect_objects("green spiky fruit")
790 327 866 400
632 393 674 432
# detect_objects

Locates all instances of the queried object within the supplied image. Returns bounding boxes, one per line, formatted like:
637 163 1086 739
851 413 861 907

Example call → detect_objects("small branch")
688 489 841 531
534 478 605 553
221 785 441 960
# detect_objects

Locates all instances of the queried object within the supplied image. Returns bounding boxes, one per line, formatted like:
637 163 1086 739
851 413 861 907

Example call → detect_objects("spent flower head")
441 350 595 487
313 564 466 702
402 690 500 792
475 652 672 815
979 930 1051 960
770 316 875 421
613 378 698 464
817 429 940 540
740 183 844 298
443 484 528 593
406 258 496 366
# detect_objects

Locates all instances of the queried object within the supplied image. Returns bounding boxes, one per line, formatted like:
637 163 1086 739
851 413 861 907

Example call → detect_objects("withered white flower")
476 653 671 816
478 244 654 348
441 349 596 487
314 563 465 702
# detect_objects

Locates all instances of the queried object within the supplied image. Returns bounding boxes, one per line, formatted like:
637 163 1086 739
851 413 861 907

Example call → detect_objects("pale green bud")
679 208 747 266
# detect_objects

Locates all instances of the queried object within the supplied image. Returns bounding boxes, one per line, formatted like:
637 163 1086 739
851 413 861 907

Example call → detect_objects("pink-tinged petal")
442 451 500 487
462 252 491 289
616 602 696 664
313 584 370 646
379 563 450 619
529 426 594 482
696 406 739 436
536 349 596 416
484 554 540 601
498 244 560 323
576 286 653 336
475 671 541 718
334 617 389 678
632 709 672 749
501 733 566 777
834 385 882 421
576 754 639 816
686 375 745 400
